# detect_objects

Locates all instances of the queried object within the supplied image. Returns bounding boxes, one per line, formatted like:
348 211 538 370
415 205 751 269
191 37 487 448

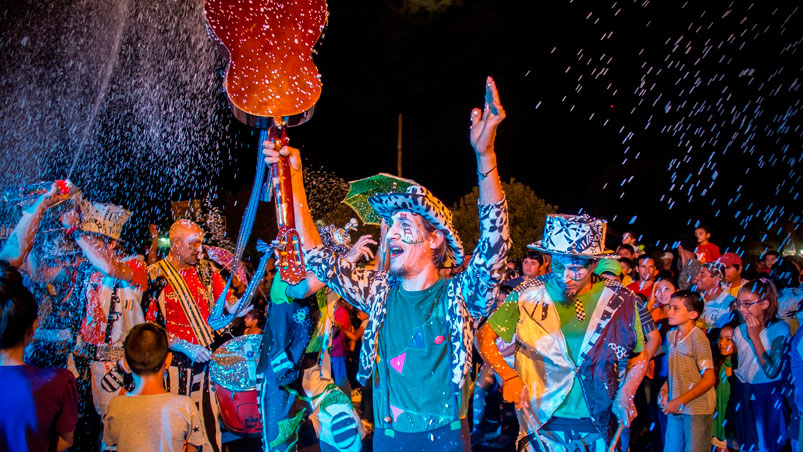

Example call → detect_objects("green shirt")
547 278 600 418
487 279 644 419
374 279 466 432
269 272 293 304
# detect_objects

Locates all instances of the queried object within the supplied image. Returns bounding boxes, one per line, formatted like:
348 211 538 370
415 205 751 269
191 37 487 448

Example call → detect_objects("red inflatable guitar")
204 0 328 284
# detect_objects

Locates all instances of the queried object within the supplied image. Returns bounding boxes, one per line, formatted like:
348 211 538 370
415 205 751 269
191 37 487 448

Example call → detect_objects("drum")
210 334 263 435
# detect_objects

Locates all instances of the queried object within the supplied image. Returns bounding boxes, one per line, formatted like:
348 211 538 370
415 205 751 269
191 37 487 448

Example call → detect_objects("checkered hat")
368 185 464 268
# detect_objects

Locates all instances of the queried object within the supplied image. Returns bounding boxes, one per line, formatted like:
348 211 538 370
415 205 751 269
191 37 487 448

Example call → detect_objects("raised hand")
42 181 71 209
470 76 506 157
149 224 159 239
262 140 302 173
344 234 377 264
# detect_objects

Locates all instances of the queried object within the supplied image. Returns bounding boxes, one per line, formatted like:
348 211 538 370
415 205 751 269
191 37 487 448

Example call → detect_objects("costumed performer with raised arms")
263 77 511 452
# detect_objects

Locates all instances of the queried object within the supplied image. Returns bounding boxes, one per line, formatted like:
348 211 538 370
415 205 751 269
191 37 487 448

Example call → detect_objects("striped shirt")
667 326 716 415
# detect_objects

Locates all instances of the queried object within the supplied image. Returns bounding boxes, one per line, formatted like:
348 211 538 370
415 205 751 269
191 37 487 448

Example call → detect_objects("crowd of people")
1 78 801 452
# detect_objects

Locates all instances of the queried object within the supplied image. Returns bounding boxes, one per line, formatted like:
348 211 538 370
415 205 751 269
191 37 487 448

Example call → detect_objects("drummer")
141 219 243 452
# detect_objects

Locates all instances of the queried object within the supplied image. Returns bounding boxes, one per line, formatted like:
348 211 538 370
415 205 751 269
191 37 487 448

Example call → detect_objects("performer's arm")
471 77 505 206
0 182 66 268
147 224 160 265
477 320 529 410
263 144 382 313
454 77 511 318
612 304 650 426
260 141 323 253
75 233 135 281
284 236 376 300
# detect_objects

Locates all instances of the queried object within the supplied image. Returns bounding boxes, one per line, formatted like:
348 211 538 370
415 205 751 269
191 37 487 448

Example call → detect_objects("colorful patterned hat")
528 214 615 259
79 200 131 241
368 185 464 268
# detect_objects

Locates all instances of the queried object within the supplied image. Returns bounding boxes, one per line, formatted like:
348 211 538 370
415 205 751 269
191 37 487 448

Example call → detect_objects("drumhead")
210 334 262 392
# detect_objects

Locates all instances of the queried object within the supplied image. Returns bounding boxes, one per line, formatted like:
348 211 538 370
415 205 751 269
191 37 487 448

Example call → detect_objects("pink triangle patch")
390 404 404 421
389 352 406 374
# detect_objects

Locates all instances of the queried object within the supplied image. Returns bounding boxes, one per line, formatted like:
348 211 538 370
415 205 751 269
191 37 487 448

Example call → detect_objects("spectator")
645 276 676 450
618 257 635 286
770 257 803 334
757 250 780 276
712 323 736 452
621 230 645 257
505 250 548 288
103 323 205 452
242 308 264 336
628 255 657 299
0 260 78 452
719 252 746 298
727 279 790 452
330 299 353 396
677 234 702 290
660 290 716 452
660 251 678 279
789 309 803 452
694 226 721 264
617 243 636 261
693 263 736 330
594 258 622 282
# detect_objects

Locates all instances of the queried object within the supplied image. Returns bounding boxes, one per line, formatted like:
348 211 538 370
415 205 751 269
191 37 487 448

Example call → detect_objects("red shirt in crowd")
330 305 351 358
0 365 78 452
627 280 654 299
695 242 721 264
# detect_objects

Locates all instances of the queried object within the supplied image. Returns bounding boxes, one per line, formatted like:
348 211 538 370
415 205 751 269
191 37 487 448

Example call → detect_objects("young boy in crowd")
694 226 721 264
660 290 716 452
0 261 78 452
103 323 205 452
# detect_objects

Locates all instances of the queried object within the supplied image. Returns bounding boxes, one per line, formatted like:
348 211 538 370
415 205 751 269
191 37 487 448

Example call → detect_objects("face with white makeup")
385 210 446 278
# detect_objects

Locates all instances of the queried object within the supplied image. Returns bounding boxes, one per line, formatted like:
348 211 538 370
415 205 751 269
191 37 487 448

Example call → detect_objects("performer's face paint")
171 224 205 266
386 211 432 277
552 255 596 297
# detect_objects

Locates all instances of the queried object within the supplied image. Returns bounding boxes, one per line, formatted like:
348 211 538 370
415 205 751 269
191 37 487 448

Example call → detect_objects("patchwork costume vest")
512 276 639 444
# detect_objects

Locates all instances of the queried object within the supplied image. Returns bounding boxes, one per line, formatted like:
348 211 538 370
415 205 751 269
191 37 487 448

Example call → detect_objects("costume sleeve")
123 258 148 292
632 304 645 354
56 370 79 436
304 245 385 313
637 297 657 335
487 296 520 343
452 197 510 319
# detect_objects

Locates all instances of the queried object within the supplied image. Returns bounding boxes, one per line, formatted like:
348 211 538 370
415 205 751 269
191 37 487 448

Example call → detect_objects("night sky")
1 0 800 256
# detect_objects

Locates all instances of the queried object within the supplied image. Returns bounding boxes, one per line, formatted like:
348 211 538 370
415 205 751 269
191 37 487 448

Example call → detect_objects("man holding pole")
263 77 510 451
